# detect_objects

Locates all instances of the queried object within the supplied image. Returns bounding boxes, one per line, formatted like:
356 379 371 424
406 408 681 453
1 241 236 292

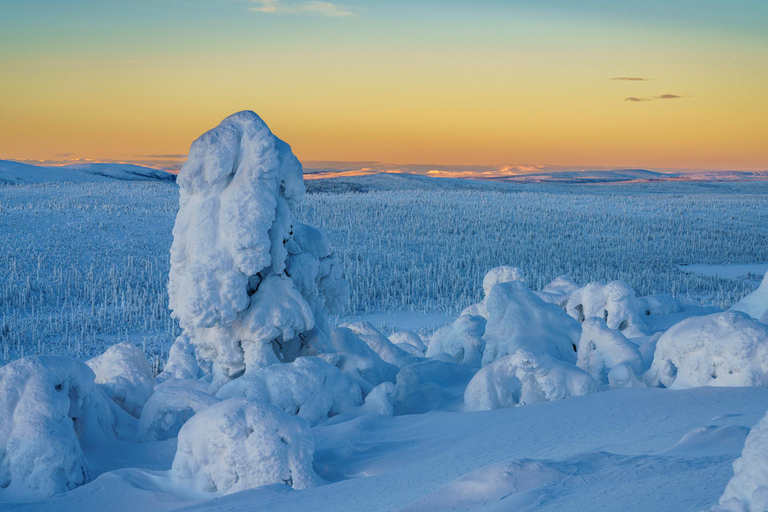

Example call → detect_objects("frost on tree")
168 111 348 389
646 311 768 388
0 357 129 499
713 407 768 512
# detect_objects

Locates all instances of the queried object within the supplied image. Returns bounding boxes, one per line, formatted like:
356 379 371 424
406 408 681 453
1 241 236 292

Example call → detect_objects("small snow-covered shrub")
713 408 768 512
536 275 578 308
577 317 643 386
461 266 526 318
426 314 486 367
730 274 768 324
138 386 219 442
156 336 201 384
646 311 768 388
634 294 684 317
172 398 320 494
340 322 416 368
86 342 154 418
393 360 476 415
566 281 647 337
215 356 362 426
0 356 120 499
359 382 396 416
389 330 426 357
168 111 348 389
482 281 580 366
465 349 599 411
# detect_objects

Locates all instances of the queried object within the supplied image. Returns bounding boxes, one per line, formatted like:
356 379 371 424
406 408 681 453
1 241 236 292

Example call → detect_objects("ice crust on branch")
168 111 348 389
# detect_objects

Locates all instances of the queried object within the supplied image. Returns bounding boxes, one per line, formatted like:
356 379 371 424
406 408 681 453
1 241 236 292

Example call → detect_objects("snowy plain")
2 144 768 512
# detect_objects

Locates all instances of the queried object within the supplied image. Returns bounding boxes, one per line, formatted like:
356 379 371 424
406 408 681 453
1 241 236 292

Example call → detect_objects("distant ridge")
0 160 176 184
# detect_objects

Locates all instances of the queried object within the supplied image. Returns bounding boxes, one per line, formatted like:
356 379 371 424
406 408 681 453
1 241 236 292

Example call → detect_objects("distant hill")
0 160 176 184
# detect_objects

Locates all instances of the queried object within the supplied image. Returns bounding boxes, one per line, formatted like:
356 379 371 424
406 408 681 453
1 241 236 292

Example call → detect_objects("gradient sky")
1 0 767 171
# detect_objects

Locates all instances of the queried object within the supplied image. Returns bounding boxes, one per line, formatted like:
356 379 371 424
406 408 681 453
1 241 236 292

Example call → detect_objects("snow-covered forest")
1 112 768 511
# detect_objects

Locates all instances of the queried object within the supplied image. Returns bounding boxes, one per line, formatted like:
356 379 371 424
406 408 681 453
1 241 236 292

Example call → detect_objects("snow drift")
647 311 768 388
730 273 768 324
171 398 320 494
465 349 599 411
168 111 348 390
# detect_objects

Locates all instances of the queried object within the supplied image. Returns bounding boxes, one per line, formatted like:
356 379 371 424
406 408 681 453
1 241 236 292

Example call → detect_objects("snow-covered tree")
168 111 348 390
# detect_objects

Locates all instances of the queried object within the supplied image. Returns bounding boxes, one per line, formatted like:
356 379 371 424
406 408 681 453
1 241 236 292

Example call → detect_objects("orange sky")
2 1 767 172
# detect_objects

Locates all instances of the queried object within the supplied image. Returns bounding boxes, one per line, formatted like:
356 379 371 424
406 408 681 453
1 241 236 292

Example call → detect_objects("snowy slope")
10 386 768 512
0 160 176 184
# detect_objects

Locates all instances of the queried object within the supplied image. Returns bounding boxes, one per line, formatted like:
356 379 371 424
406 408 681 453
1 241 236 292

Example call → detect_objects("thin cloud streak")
656 94 684 99
612 77 651 81
250 0 354 17
624 97 651 102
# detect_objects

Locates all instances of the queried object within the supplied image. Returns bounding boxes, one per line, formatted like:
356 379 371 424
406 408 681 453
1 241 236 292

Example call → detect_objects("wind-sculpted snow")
138 385 219 442
215 356 363 426
566 281 647 337
647 311 768 388
426 314 486 367
465 349 599 410
577 318 644 386
168 111 348 388
86 342 154 418
171 398 320 494
730 273 768 323
0 356 125 499
714 408 768 512
482 281 581 366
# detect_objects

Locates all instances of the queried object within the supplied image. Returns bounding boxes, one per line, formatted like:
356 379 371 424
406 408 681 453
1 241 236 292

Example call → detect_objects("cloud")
624 97 651 102
655 94 683 99
250 0 354 17
134 154 189 158
625 94 686 103
612 77 651 81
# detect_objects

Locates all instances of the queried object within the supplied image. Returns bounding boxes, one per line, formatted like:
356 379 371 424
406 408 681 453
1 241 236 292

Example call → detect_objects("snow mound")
461 266 526 318
359 382 396 416
138 386 219 442
482 281 580 366
215 356 363 426
566 281 647 337
577 317 644 386
647 311 768 388
426 314 486 367
730 274 768 324
0 356 119 499
168 111 348 388
156 336 201 384
171 398 320 494
389 331 426 357
340 322 416 368
465 349 599 411
537 275 579 308
86 342 154 418
393 360 476 415
714 408 768 511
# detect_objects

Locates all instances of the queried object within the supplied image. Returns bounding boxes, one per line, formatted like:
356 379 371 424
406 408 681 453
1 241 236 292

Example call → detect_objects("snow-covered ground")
3 114 768 512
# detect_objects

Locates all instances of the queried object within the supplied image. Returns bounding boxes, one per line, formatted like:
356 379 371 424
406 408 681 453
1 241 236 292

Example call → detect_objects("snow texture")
482 281 580 366
465 349 599 411
730 273 768 324
714 407 768 512
577 317 644 386
168 111 348 389
156 336 201 384
0 356 120 499
566 281 648 337
426 314 487 367
171 398 320 494
340 322 417 369
215 356 363 426
86 342 154 418
393 360 476 414
138 385 219 442
389 330 427 357
536 274 579 308
647 311 768 388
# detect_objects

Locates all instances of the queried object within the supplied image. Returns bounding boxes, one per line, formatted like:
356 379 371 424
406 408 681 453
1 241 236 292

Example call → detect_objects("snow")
86 342 155 418
171 398 320 494
425 314 486 367
0 356 123 500
393 360 475 414
389 330 427 357
576 317 644 386
678 263 768 281
339 322 416 369
647 311 768 388
156 336 201 384
215 356 363 426
482 281 580 365
0 159 175 184
714 408 768 512
566 280 647 337
730 273 768 323
138 386 219 442
465 349 599 410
